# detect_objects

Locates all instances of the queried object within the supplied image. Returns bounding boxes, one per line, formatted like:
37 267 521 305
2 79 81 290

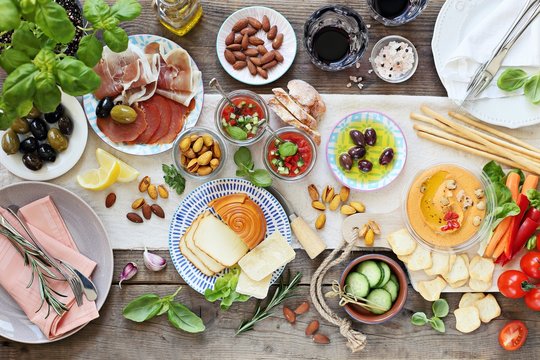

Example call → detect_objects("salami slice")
159 98 194 144
148 95 172 144
130 102 161 144
97 105 147 143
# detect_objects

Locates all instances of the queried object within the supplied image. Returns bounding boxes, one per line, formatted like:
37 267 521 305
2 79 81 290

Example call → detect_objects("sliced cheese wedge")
185 214 226 273
194 214 248 267
236 271 272 299
238 231 295 281
180 233 214 277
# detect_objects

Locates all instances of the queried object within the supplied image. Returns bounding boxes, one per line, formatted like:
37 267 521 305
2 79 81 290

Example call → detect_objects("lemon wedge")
96 148 139 183
77 161 121 191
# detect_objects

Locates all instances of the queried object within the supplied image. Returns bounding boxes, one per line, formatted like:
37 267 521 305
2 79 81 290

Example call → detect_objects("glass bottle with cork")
157 0 203 36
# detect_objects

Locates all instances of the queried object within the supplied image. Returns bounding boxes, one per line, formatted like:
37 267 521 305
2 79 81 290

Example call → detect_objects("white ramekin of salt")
370 35 418 83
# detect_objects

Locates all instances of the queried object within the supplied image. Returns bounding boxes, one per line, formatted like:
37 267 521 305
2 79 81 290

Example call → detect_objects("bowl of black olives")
326 110 407 191
0 93 88 180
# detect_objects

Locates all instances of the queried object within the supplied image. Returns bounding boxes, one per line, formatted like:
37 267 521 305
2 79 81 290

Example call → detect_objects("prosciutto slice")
147 95 172 144
159 98 193 144
129 102 160 144
97 105 147 143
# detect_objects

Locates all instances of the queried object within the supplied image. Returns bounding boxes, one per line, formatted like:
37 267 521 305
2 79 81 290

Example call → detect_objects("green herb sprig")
234 146 272 187
411 299 449 333
163 164 186 195
204 266 250 310
236 271 302 335
123 287 205 333
497 68 540 104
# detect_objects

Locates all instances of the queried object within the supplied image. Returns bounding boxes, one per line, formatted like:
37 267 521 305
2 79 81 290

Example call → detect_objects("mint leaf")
278 141 298 158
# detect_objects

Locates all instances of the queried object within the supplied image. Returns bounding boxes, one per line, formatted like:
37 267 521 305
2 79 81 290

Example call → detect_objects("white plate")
0 182 113 343
82 34 204 156
432 0 540 128
0 93 88 181
216 6 297 85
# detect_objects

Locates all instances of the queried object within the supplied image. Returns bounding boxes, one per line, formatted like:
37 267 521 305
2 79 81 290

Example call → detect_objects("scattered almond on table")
282 300 330 345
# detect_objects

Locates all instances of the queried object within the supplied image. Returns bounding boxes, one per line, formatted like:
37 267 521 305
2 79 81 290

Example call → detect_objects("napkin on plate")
0 196 99 340
441 0 540 100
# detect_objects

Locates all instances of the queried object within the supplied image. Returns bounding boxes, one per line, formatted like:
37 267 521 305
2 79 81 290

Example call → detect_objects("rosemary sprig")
236 271 302 335
0 227 68 317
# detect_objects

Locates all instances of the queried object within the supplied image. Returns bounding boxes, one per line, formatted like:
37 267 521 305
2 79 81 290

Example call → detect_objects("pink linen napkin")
0 196 99 339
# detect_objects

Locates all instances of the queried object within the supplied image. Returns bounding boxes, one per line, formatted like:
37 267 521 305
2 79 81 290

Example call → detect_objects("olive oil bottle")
157 0 203 36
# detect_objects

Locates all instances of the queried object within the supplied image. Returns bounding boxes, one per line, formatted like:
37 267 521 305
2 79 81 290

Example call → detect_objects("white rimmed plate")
216 6 297 85
0 93 88 181
168 178 292 295
82 34 204 155
0 182 113 344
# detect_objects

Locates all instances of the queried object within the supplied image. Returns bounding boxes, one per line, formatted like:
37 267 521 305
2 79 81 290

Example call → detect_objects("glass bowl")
262 127 317 182
172 127 227 180
366 0 430 27
214 90 269 146
369 35 418 83
401 163 495 254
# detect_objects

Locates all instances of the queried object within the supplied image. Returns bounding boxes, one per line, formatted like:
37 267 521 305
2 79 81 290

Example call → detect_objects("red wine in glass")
372 0 409 19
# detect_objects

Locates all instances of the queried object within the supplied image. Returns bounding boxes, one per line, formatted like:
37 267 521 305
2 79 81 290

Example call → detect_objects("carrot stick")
521 174 539 195
493 235 507 258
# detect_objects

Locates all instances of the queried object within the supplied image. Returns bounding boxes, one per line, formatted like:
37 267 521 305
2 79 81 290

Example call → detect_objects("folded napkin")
441 0 540 100
0 196 99 339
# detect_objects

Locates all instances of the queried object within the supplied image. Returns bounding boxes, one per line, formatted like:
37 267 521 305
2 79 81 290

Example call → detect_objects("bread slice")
236 271 272 299
267 98 321 145
194 214 248 267
272 88 318 130
287 79 326 121
185 213 226 273
180 231 214 277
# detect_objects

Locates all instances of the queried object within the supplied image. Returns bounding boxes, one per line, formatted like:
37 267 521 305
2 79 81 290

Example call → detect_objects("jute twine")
309 231 366 353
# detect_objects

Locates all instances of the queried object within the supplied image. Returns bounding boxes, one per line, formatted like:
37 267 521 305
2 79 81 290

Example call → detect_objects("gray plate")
0 182 113 343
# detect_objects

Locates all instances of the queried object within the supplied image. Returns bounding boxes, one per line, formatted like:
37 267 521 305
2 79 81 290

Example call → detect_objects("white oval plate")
432 0 540 128
216 6 297 86
0 93 88 181
82 34 204 155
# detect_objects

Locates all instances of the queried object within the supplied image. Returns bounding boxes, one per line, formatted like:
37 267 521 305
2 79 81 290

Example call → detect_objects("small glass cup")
304 5 369 71
157 0 203 36
366 0 430 27
369 35 418 83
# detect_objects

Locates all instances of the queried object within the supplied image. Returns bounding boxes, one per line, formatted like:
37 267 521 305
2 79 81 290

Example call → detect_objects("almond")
225 31 235 46
260 51 275 64
305 320 319 336
247 58 257 75
256 67 267 79
232 18 249 32
139 176 151 192
257 45 268 55
224 49 236 65
262 60 277 70
105 193 116 208
158 185 169 199
273 50 284 62
151 204 165 218
250 57 262 66
267 25 277 40
272 33 284 49
147 184 158 200
307 184 319 201
240 26 257 36
127 212 143 223
294 301 310 315
248 36 264 46
283 306 296 324
233 61 247 70
233 51 246 61
312 333 329 344
226 43 242 51
131 197 145 210
241 34 249 50
247 17 262 30
234 33 243 44
243 48 259 57
142 204 152 220
262 15 270 32
339 186 350 202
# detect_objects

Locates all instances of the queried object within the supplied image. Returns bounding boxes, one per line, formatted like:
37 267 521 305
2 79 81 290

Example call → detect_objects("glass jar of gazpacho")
215 90 269 146
263 127 317 181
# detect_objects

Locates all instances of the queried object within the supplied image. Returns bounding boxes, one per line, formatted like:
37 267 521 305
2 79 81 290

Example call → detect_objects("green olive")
47 128 69 152
10 118 30 134
110 105 137 124
2 129 20 155
27 106 41 119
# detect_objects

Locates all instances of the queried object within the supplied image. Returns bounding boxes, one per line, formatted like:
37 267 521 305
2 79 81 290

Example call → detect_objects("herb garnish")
234 147 272 187
204 266 250 310
163 164 186 195
411 299 449 333
278 141 298 158
497 68 540 104
227 126 248 140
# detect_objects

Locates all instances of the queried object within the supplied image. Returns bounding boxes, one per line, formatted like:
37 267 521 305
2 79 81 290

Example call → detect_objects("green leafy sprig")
411 299 449 333
497 68 540 104
204 265 250 310
234 146 272 187
163 164 186 195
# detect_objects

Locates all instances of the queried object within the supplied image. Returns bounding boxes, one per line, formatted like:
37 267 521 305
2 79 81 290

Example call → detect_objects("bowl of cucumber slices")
340 254 408 324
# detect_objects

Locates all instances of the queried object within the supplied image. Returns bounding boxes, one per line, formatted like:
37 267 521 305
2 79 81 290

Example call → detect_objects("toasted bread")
272 88 318 129
287 79 326 121
267 98 321 145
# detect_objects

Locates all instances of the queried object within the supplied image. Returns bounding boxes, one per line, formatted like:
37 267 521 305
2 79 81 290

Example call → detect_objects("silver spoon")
209 78 236 108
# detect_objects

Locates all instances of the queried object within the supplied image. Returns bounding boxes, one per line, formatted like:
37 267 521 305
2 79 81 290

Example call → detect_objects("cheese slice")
180 232 214 277
236 271 272 299
238 231 295 281
194 214 248 267
186 214 226 273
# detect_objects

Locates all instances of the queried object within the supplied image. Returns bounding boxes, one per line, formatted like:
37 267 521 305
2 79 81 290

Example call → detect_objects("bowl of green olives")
0 93 88 181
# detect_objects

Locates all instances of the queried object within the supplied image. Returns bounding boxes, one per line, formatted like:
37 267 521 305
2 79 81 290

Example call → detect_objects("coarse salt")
373 41 415 80
346 83 352 88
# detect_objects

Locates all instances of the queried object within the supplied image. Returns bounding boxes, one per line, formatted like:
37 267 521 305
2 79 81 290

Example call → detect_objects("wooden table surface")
1 0 539 359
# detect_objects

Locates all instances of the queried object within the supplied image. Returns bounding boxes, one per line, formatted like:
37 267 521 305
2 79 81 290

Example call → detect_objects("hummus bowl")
403 164 495 253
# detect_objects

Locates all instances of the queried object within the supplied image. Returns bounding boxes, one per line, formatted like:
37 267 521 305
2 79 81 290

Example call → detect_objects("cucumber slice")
356 260 382 288
390 273 399 286
375 262 391 288
345 272 370 298
366 289 392 315
382 279 399 302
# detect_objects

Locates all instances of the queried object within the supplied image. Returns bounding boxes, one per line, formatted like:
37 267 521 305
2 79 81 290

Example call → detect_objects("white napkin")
442 0 540 100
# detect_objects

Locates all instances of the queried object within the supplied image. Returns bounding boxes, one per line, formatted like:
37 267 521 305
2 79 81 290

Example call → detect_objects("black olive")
379 148 395 165
22 153 43 171
349 130 365 146
364 128 377 146
44 104 64 123
29 118 49 141
58 115 74 135
37 143 57 162
348 145 366 160
96 97 115 118
339 153 353 171
358 159 373 173
19 137 39 154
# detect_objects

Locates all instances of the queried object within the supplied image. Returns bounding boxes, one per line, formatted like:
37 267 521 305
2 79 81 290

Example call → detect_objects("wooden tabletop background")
1 0 539 359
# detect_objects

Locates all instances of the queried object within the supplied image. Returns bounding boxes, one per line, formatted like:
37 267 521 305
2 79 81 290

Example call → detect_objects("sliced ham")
159 98 194 144
148 95 172 144
130 102 161 144
97 105 147 143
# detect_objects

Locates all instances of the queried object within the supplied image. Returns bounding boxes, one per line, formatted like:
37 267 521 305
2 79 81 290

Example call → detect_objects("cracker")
469 255 495 283
387 229 417 256
425 252 451 277
459 293 485 308
454 306 481 333
417 276 446 302
407 245 432 271
474 294 501 323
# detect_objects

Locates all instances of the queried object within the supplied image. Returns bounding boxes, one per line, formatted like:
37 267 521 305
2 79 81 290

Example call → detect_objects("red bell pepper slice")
503 194 530 261
513 217 540 255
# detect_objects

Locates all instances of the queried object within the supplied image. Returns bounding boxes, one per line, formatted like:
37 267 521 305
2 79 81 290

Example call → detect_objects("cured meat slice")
97 105 147 143
159 98 194 144
130 102 161 144
148 95 172 144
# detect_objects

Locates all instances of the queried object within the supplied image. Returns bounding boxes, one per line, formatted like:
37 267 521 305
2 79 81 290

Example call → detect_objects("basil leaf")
250 169 272 187
167 302 205 333
429 317 446 333
411 312 428 326
20 0 36 17
34 72 61 113
497 68 529 91
2 63 38 104
34 1 75 44
11 25 41 58
234 146 252 167
236 169 248 177
157 302 169 316
227 126 248 140
111 0 142 21
0 0 21 31
15 99 33 119
0 49 31 74
482 161 505 184
524 74 540 104
278 141 298 157
431 299 449 318
103 27 129 52
77 34 104 67
122 294 163 322
83 0 111 24
55 57 101 96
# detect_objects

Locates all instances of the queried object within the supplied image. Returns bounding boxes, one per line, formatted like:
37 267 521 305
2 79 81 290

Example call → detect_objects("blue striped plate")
168 178 292 295
82 34 203 156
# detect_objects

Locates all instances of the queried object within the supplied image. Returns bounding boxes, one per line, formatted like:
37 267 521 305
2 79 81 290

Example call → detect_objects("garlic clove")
119 262 138 288
143 246 167 272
